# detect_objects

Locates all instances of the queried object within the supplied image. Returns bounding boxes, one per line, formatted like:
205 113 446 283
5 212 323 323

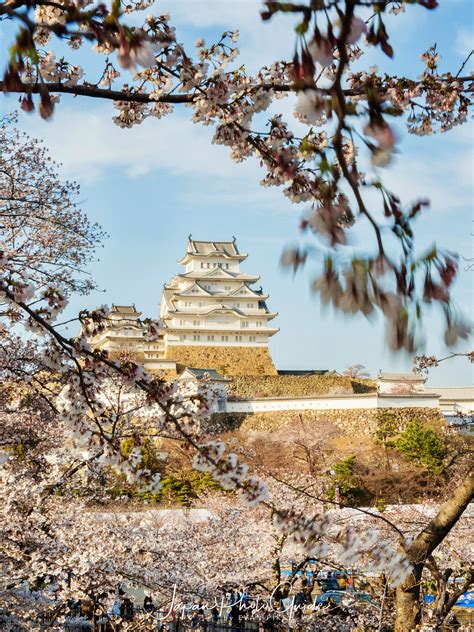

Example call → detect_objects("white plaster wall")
439 400 474 415
224 394 440 413
225 395 377 413
378 395 440 409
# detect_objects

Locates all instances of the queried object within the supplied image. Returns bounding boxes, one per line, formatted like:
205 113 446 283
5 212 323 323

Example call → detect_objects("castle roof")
178 237 247 263
111 304 141 316
163 303 277 319
177 268 259 282
171 281 267 299
178 367 232 382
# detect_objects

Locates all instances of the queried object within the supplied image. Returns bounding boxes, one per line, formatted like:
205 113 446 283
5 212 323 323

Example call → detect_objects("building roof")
173 281 268 300
177 238 248 264
179 367 231 382
111 304 141 315
178 269 260 282
163 303 278 320
277 370 329 376
435 386 474 400
377 372 426 382
187 238 242 257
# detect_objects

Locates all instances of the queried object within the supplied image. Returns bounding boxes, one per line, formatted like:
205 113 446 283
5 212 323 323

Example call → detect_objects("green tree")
327 455 370 506
375 411 399 447
395 420 447 474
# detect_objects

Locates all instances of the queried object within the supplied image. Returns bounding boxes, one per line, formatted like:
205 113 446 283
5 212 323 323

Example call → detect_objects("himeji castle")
87 238 279 375
159 237 279 374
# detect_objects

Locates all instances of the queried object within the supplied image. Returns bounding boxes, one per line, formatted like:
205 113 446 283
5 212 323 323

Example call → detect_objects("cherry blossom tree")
1 2 473 628
1 0 472 350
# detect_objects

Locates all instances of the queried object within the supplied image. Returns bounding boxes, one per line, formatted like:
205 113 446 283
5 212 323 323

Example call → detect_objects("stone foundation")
207 407 445 436
228 375 373 399
165 345 277 375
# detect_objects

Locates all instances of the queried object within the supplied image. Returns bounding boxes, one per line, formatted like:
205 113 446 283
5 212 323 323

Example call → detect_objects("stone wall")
207 407 445 436
165 345 277 375
228 375 375 399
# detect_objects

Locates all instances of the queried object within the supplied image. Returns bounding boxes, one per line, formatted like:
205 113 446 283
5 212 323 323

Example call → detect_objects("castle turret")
159 238 278 374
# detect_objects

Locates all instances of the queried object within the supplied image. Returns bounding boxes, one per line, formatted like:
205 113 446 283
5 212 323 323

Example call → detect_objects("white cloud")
18 104 298 212
160 0 294 69
20 105 241 183
382 149 473 214
456 28 474 58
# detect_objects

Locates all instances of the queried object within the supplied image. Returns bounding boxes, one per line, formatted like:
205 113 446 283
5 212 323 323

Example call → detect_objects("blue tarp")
423 592 473 608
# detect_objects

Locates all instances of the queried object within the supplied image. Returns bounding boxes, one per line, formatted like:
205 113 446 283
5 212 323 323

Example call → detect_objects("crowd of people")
60 576 369 632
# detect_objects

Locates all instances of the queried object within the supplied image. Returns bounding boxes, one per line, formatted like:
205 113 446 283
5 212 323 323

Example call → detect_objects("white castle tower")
159 237 279 374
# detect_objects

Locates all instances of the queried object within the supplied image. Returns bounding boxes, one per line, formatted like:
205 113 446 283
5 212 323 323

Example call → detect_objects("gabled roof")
179 367 232 382
178 237 247 264
111 304 141 316
179 268 260 282
228 283 268 299
163 303 278 320
165 304 249 318
176 282 213 297
188 238 240 257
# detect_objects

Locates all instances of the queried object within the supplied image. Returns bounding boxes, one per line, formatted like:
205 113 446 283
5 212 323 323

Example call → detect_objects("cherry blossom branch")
271 473 406 539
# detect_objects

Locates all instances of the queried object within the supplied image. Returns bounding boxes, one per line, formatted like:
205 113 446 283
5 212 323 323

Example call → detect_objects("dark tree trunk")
394 469 474 631
394 564 423 632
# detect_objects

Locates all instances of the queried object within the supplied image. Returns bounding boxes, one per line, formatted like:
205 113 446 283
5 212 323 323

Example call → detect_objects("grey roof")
377 372 425 382
435 387 474 400
111 304 140 313
277 370 329 376
178 268 259 281
180 367 231 382
188 238 240 257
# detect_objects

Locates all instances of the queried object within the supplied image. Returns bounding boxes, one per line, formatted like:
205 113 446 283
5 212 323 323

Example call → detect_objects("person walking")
144 593 154 613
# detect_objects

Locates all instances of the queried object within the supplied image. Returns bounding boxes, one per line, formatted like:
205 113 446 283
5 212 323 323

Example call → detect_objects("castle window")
179 319 185 326
241 322 249 328
180 334 187 341
193 334 200 341
235 335 242 342
249 336 256 342
193 320 200 326
207 263 210 269
226 264 229 269
207 335 214 341
185 301 191 307
256 321 263 328
201 263 204 269
247 303 253 308
221 335 228 341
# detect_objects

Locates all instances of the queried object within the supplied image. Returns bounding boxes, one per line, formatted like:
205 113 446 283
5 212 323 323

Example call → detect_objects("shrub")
327 455 371 506
395 420 446 474
375 411 400 446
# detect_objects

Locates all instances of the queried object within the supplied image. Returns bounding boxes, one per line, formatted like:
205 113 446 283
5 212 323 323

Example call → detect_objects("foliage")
327 455 371 506
395 420 447 473
376 411 400 446
159 471 222 506
0 5 473 629
1 0 472 350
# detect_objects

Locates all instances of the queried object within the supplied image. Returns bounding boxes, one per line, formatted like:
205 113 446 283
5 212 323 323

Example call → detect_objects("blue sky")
1 0 473 385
